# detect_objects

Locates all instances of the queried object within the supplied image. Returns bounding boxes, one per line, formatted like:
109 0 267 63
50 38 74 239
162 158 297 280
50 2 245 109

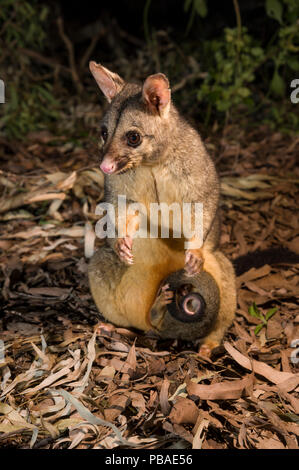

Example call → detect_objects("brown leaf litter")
0 126 298 449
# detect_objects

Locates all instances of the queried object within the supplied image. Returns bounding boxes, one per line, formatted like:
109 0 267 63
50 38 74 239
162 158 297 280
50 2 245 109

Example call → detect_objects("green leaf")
265 307 278 321
237 87 251 98
265 0 283 24
194 0 207 18
248 302 262 319
254 323 264 336
40 6 48 22
251 47 264 57
288 57 299 71
184 0 193 12
270 69 285 97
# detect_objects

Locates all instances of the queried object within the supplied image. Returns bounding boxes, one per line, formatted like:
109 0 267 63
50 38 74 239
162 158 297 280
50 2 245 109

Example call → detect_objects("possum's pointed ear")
89 61 125 102
142 73 171 118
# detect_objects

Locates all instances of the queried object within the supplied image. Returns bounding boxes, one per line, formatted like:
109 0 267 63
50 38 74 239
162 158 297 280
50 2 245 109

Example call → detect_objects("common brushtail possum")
88 62 236 356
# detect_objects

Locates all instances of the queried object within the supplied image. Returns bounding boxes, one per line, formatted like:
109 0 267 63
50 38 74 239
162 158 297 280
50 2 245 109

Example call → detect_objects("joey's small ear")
89 61 125 102
142 73 171 117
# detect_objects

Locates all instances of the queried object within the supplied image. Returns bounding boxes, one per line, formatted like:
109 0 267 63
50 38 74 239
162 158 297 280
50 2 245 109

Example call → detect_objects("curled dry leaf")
224 342 298 388
192 417 209 449
130 391 146 420
169 397 199 425
187 374 253 400
56 171 77 191
159 378 171 416
104 394 130 422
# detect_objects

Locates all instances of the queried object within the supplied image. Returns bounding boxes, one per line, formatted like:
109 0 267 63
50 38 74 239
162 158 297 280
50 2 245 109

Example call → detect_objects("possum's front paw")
115 236 133 265
198 340 220 358
184 249 204 276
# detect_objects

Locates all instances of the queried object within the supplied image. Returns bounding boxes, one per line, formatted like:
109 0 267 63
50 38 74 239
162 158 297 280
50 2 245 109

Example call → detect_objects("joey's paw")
198 340 220 358
115 237 133 265
157 284 174 306
184 250 204 276
150 284 174 330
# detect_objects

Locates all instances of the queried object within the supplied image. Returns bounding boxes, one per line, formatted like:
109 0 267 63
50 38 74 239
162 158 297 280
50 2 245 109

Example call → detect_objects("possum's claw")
157 283 174 305
185 249 204 276
115 237 134 265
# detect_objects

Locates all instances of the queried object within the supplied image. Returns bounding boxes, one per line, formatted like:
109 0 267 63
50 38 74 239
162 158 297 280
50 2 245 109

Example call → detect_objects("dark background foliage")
0 0 298 138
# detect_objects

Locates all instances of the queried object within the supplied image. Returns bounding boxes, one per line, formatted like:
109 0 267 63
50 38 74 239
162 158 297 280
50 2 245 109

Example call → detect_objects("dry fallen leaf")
169 397 199 425
186 374 253 400
224 342 298 387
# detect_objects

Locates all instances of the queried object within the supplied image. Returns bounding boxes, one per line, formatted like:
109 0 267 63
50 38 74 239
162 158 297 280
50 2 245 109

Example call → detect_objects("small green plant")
0 0 48 49
248 302 278 336
1 82 60 138
197 27 265 113
266 0 299 98
182 0 299 129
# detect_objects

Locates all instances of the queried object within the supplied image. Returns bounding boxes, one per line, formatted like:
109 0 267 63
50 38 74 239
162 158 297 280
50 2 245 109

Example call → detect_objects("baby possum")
150 271 220 341
149 250 236 350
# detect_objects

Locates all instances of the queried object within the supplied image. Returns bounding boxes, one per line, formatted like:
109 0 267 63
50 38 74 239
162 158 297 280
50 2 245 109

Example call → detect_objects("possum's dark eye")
101 126 108 143
126 131 142 147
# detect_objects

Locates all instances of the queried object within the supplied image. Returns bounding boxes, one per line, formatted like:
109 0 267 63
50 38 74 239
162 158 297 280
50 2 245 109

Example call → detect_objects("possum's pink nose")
100 160 116 174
